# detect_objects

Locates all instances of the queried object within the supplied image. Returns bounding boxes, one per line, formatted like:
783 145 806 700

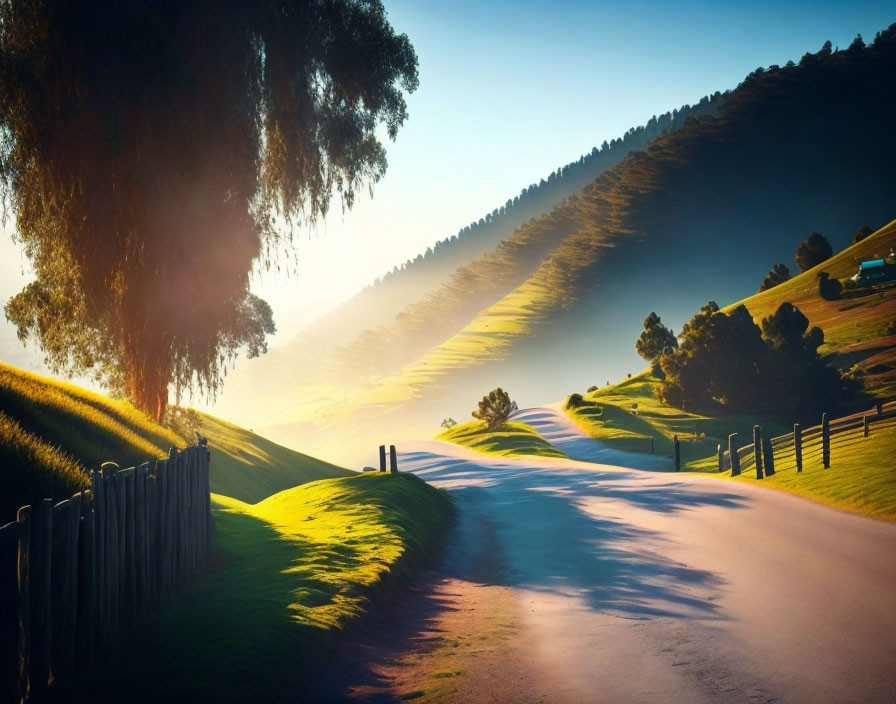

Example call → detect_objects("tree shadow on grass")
54 508 367 704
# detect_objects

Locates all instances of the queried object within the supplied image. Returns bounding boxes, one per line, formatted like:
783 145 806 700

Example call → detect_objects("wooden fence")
0 441 212 703
718 401 896 477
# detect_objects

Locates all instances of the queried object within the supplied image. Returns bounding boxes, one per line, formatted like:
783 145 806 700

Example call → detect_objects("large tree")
0 1 418 420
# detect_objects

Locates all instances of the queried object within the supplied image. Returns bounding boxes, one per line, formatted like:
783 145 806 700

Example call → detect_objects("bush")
853 225 874 244
817 271 843 301
565 393 601 412
472 388 514 429
587 385 598 393
795 232 833 272
759 262 791 292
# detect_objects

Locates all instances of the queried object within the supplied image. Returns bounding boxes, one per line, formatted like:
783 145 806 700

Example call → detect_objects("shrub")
759 262 791 292
795 232 833 272
817 271 843 301
565 394 601 412
853 225 874 244
440 417 457 429
472 388 514 429
587 385 598 393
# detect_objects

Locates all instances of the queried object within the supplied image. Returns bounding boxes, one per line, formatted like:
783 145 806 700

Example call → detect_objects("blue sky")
2 1 894 373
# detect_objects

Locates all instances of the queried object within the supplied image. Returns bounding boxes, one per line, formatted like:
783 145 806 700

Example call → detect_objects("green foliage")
636 312 678 361
587 385 599 392
0 1 417 420
658 301 851 419
471 387 514 430
854 225 875 243
817 271 843 301
795 232 833 272
440 417 457 429
564 393 601 411
759 262 791 292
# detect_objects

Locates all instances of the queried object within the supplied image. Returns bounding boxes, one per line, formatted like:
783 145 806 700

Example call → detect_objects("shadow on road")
300 449 751 701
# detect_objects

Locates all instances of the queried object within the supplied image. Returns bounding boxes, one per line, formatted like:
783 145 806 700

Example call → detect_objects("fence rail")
0 441 212 703
719 401 896 477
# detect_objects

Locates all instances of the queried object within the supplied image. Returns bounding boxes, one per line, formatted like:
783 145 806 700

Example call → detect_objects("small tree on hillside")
853 225 874 244
441 418 457 430
636 312 678 361
472 388 514 430
795 233 833 272
759 263 791 292
817 272 843 301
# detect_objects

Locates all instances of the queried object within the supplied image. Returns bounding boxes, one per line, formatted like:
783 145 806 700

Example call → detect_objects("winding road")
306 407 896 703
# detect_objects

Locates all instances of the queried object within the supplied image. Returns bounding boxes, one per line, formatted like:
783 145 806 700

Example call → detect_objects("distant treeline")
371 93 724 287
322 26 896 384
288 87 725 370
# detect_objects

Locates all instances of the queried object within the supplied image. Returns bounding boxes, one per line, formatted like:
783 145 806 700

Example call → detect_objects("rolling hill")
0 362 352 521
213 27 896 467
564 219 896 470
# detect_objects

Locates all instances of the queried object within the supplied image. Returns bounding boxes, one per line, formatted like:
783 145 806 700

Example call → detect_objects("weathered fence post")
31 497 53 698
762 435 775 476
717 444 724 473
794 424 802 473
378 445 386 473
753 426 764 479
389 445 398 473
728 433 740 476
17 506 31 704
822 413 830 468
673 435 680 472
80 492 96 667
863 415 869 437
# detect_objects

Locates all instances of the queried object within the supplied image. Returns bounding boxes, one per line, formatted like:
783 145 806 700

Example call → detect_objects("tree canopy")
853 225 874 244
0 0 418 419
795 233 833 272
759 262 791 292
472 388 514 430
635 312 678 361
658 301 851 418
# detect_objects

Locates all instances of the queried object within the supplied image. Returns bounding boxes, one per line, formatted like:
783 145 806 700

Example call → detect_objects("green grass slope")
0 363 352 520
567 373 789 468
59 473 453 703
566 220 896 465
198 412 352 503
437 420 567 459
726 218 896 398
721 412 896 521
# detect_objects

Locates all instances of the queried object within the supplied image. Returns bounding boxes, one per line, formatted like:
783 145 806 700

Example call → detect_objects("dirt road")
304 410 896 703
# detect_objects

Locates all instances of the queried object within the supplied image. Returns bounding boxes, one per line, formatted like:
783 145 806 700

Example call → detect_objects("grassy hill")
55 472 454 703
0 363 352 521
437 420 567 459
566 221 896 463
213 28 896 467
724 218 896 399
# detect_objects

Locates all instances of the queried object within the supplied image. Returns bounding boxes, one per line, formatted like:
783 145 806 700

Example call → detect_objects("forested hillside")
284 94 724 356
218 28 896 465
